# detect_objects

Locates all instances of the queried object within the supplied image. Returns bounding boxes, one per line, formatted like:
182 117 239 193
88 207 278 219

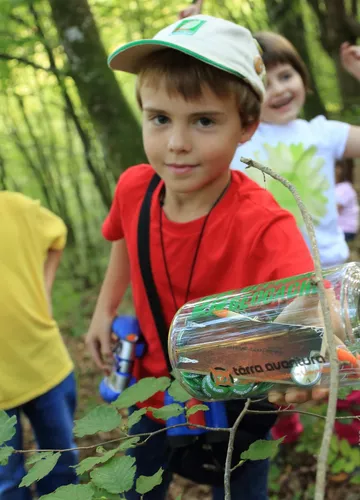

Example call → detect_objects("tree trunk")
265 0 327 119
47 0 145 177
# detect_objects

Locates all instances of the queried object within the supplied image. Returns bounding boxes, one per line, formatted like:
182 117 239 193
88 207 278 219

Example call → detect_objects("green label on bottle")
191 273 318 320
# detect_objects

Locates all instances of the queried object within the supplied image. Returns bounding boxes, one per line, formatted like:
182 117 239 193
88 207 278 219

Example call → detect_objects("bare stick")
241 157 339 500
224 398 251 500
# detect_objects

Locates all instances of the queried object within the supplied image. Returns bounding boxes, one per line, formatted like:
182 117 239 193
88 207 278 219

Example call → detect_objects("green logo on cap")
171 19 206 36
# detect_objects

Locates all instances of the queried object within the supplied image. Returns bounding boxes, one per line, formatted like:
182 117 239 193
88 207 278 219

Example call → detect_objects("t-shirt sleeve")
252 213 314 283
35 203 67 251
102 179 124 241
311 115 350 160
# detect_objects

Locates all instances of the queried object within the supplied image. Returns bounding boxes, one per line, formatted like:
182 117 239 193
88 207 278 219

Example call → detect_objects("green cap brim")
108 39 246 81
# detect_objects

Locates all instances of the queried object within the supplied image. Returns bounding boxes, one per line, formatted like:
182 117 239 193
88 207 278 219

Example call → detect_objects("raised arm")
178 0 203 19
86 239 131 372
340 43 360 158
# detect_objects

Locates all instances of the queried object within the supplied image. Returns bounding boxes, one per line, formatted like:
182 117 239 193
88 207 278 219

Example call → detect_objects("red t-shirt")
103 165 314 409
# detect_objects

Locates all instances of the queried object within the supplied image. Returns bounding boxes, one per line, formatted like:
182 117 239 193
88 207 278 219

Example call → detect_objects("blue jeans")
125 409 269 500
0 372 78 500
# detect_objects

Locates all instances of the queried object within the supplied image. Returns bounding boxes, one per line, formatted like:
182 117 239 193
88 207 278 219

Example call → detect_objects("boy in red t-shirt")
86 15 327 499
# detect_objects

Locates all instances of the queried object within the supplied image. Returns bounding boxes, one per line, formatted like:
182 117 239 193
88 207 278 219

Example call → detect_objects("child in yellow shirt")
0 192 78 499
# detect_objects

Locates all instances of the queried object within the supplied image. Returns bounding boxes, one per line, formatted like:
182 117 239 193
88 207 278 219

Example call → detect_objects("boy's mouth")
270 95 293 109
166 164 198 174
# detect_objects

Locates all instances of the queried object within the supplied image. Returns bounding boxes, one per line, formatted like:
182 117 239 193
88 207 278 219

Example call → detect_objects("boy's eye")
152 115 169 125
198 117 214 127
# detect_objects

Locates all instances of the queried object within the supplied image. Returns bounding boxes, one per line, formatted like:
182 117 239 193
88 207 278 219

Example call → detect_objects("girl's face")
261 63 306 125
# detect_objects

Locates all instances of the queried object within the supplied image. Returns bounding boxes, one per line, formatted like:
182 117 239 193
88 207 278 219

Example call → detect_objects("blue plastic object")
99 316 145 403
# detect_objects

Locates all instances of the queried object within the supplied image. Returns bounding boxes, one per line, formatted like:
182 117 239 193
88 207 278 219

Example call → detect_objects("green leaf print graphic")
248 143 329 228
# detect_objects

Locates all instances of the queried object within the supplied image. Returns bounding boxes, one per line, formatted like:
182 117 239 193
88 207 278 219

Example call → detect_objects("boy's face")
140 79 257 198
261 63 306 125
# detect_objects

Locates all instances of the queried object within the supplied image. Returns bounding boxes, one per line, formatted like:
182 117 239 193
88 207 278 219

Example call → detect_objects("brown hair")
254 32 310 91
135 49 261 127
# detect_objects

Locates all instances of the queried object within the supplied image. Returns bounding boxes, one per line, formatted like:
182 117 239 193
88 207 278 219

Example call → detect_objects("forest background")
1 0 360 498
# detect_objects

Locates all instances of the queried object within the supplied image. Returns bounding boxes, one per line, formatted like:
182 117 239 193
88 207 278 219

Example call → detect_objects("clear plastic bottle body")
168 263 360 401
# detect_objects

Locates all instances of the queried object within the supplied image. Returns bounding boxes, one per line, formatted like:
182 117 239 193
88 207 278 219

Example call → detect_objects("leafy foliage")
136 467 164 494
75 447 120 475
149 403 184 420
112 377 171 409
167 379 191 403
127 408 147 428
0 410 17 446
0 446 14 466
186 404 209 417
74 405 122 437
241 438 284 461
39 483 95 499
90 456 136 494
118 437 141 451
20 452 61 488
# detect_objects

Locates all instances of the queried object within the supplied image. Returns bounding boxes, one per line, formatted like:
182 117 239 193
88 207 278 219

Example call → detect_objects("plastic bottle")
168 263 360 400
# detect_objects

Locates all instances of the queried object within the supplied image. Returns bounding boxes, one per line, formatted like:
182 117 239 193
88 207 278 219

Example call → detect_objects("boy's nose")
168 128 191 153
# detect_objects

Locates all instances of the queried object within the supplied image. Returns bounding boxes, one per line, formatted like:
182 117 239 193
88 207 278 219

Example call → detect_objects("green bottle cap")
231 382 256 397
202 374 232 400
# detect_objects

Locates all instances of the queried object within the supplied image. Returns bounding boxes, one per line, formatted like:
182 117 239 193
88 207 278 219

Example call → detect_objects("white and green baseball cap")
108 15 266 101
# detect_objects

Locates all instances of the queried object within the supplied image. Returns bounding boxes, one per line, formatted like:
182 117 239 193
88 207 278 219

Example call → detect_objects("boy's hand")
178 0 202 19
268 386 329 405
86 319 114 374
340 42 360 81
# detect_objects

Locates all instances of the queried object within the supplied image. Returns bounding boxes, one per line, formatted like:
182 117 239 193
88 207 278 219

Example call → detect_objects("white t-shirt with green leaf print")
231 116 350 267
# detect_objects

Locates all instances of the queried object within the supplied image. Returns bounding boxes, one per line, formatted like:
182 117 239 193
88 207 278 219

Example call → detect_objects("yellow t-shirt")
0 192 74 410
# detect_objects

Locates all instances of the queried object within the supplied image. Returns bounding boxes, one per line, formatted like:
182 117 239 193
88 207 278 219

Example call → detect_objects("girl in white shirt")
232 34 360 268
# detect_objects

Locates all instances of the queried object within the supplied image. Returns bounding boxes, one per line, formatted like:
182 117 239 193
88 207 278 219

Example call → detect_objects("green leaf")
330 457 347 474
350 447 360 463
90 456 136 494
75 447 119 475
127 408 147 428
136 467 164 494
337 387 354 399
343 460 355 474
91 486 120 500
330 435 339 453
350 474 360 485
327 450 337 465
20 452 61 488
0 410 17 446
74 406 122 437
0 446 13 466
337 383 360 399
118 437 141 451
149 404 184 420
167 379 191 403
26 452 54 466
112 377 171 409
39 483 94 499
241 438 284 461
339 438 352 456
186 404 209 417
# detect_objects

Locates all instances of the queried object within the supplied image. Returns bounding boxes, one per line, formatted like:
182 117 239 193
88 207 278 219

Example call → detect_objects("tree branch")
345 16 360 38
224 399 251 500
0 53 54 73
241 157 339 500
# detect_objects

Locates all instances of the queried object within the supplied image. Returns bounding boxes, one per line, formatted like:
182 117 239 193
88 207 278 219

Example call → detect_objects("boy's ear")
239 120 259 144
